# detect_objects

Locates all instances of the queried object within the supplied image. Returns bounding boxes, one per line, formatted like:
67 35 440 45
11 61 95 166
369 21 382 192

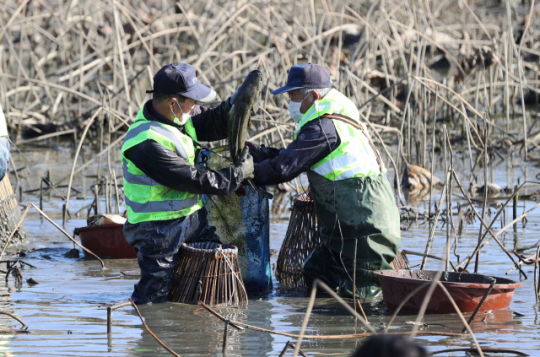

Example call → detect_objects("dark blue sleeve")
253 118 340 186
190 98 231 142
124 140 244 195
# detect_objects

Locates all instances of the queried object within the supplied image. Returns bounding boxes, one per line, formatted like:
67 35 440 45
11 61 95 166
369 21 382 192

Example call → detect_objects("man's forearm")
124 140 244 195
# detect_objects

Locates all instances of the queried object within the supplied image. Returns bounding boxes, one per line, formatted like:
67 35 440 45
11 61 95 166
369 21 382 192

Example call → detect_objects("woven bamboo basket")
275 191 321 288
168 242 247 306
0 174 26 245
276 191 409 288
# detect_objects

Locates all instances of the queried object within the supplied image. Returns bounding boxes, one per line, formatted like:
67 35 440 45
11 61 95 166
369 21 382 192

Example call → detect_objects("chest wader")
301 114 401 299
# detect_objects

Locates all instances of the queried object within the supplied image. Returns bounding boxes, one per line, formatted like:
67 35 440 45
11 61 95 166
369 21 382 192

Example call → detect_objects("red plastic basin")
374 269 522 314
75 224 137 259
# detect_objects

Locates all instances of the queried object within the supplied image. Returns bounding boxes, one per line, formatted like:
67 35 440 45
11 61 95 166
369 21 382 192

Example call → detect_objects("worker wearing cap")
253 64 401 298
0 102 9 181
122 63 254 304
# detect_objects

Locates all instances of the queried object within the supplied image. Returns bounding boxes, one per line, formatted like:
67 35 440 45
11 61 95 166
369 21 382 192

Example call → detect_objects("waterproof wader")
291 89 400 298
124 208 220 304
303 168 401 298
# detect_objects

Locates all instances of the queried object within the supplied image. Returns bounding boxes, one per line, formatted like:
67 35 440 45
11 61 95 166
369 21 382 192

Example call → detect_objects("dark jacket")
123 100 244 195
253 118 340 185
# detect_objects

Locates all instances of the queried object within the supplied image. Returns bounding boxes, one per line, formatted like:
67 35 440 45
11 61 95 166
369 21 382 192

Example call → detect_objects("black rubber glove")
259 145 280 161
235 146 254 179
245 142 279 162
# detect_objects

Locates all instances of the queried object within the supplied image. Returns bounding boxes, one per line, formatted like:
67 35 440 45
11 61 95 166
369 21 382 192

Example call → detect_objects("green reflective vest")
121 108 204 224
294 89 383 181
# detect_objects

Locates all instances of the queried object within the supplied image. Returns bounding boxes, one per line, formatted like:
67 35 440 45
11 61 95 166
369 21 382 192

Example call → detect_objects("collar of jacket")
142 100 188 134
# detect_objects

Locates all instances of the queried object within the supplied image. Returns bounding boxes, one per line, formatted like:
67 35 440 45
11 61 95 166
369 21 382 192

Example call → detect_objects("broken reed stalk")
428 88 438 225
198 302 244 331
431 348 526 356
420 171 450 270
293 279 375 357
475 123 489 273
230 318 467 340
0 203 104 267
409 267 444 338
106 301 131 333
443 131 528 276
384 281 431 331
0 311 28 330
435 281 484 357
353 238 357 318
0 328 29 334
278 341 308 357
536 245 540 301
507 252 537 274
453 177 534 276
63 108 101 228
278 341 290 357
356 300 368 324
443 125 450 271
130 299 181 357
0 204 31 261
443 127 459 266
461 277 496 334
221 320 229 353
364 120 405 206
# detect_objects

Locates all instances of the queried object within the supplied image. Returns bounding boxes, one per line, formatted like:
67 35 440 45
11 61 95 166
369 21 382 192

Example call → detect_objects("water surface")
0 147 539 356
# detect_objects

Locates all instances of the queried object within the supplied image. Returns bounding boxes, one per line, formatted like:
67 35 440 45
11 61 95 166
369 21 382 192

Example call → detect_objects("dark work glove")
235 146 254 180
245 141 279 162
259 145 279 161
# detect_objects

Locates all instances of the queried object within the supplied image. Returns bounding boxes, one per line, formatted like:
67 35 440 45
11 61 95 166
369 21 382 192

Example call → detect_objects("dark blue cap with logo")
146 62 217 103
271 63 331 94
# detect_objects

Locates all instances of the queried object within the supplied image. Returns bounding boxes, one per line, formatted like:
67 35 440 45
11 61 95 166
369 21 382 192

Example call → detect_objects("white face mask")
288 93 311 123
171 99 191 126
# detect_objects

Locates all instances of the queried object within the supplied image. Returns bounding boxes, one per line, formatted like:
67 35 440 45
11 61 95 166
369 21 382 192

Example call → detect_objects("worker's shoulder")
296 116 336 140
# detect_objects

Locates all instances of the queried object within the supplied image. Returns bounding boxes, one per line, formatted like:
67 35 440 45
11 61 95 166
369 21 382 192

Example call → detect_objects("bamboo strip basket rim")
292 190 313 208
181 242 238 255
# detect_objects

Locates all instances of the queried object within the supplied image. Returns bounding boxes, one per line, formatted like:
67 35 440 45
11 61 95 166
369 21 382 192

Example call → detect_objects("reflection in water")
403 187 439 205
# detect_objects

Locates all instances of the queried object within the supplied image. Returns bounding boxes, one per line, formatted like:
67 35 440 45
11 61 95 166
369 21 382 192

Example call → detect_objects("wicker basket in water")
276 191 409 288
0 175 26 245
168 242 247 306
275 191 321 288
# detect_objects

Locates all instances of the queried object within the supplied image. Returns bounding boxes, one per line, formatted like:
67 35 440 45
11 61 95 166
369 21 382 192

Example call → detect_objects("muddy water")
1 147 540 356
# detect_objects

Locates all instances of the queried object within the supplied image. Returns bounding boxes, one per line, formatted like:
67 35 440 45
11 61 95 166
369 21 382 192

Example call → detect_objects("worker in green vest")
0 102 9 181
253 64 401 298
122 63 254 304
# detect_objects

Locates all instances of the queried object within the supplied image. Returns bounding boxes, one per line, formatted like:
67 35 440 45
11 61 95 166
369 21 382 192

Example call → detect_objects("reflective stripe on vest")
124 121 188 159
121 108 204 224
295 89 382 181
124 195 200 213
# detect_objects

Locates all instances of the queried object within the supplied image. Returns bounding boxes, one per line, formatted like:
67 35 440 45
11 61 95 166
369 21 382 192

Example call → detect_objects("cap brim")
270 86 304 95
182 82 217 103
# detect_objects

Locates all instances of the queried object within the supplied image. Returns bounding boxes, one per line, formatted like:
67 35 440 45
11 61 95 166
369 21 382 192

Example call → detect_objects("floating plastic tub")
374 269 522 314
75 224 137 259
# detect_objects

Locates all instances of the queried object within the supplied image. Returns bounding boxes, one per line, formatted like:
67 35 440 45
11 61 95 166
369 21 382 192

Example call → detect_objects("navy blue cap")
146 62 216 103
271 63 331 94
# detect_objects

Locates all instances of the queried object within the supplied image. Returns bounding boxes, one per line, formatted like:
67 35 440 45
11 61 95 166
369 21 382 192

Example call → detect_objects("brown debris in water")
401 164 443 190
